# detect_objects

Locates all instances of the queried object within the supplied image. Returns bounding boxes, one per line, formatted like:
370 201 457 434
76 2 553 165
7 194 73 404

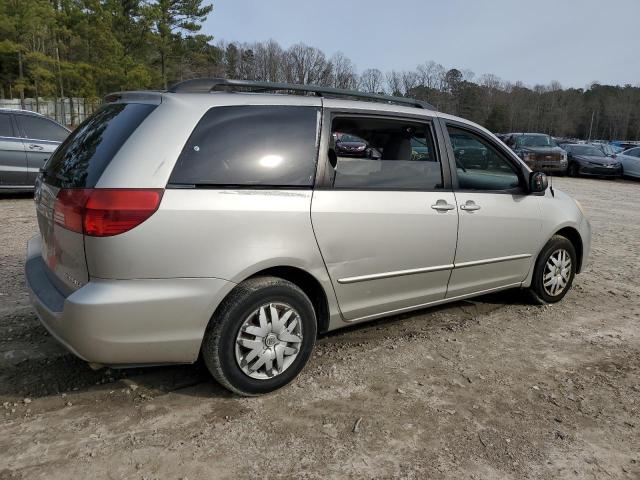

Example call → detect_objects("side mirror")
529 171 548 193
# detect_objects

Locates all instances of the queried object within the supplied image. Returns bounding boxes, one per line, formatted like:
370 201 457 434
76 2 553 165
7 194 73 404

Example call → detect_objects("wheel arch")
243 266 331 334
553 226 584 273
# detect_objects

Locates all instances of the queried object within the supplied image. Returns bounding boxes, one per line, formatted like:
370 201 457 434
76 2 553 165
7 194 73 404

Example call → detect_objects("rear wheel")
529 235 577 304
202 276 316 396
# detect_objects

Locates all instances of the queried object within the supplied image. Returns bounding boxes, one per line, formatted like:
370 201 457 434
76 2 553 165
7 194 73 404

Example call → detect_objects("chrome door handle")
460 200 481 211
28 144 44 150
431 200 456 211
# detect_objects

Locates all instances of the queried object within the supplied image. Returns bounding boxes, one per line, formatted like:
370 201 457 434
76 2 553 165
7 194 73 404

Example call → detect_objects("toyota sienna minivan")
25 79 591 395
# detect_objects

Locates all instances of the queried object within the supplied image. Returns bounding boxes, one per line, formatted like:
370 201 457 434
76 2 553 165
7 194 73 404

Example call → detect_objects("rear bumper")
25 234 235 366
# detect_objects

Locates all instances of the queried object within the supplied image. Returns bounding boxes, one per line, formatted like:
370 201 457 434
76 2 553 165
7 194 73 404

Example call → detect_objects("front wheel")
202 276 317 396
529 235 577 304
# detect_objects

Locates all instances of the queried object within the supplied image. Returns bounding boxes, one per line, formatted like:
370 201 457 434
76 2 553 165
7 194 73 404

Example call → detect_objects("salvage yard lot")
1 177 639 479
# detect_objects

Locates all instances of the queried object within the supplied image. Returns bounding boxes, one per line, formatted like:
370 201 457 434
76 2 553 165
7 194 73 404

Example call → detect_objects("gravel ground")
0 177 639 479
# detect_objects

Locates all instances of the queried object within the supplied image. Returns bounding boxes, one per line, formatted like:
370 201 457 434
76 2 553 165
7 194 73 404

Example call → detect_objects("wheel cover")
542 248 572 297
234 302 303 380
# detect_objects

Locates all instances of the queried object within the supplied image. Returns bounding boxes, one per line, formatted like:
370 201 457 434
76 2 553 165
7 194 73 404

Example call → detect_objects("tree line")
1 0 638 139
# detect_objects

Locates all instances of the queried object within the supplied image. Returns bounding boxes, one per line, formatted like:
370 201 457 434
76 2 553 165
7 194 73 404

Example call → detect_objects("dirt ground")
0 177 639 479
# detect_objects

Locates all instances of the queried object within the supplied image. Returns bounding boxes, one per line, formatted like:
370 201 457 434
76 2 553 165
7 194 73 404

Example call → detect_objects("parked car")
562 143 622 178
334 132 368 157
618 146 640 179
503 133 568 174
0 109 69 190
25 79 591 396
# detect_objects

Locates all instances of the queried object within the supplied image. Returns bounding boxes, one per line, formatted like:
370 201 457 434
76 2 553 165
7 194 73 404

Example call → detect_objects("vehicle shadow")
0 288 533 400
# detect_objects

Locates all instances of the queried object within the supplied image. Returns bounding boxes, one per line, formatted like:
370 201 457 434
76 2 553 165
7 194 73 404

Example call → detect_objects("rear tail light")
54 189 164 237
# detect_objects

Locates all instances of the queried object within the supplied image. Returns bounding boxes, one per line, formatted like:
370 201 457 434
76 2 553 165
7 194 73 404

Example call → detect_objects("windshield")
570 145 603 156
516 135 555 148
595 144 614 155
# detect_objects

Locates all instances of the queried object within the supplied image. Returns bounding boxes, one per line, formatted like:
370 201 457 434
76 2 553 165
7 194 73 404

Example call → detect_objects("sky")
202 0 640 89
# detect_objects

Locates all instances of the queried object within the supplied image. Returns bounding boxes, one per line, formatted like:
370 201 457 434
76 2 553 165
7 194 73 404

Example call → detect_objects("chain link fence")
0 97 102 129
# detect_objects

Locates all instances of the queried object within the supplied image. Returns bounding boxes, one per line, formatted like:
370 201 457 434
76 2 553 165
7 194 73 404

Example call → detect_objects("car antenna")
549 172 555 197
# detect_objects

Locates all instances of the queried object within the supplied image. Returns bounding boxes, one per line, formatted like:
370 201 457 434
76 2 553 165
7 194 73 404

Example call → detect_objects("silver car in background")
618 146 640 179
25 79 591 395
0 109 69 189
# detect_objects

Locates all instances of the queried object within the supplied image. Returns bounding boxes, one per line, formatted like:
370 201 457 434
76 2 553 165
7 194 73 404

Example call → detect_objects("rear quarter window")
169 105 320 187
43 103 156 188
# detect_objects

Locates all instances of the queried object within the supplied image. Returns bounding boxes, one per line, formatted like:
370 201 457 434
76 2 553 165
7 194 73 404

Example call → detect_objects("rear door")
35 102 157 293
15 114 69 185
311 108 458 321
0 112 28 186
442 121 543 298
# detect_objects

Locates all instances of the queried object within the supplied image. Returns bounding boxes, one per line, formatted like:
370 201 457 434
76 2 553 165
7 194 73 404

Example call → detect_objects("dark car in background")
503 133 568 174
334 132 383 159
0 109 69 190
334 132 369 157
561 143 622 178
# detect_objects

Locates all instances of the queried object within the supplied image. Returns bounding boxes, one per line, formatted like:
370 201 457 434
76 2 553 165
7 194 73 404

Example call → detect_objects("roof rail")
167 78 435 110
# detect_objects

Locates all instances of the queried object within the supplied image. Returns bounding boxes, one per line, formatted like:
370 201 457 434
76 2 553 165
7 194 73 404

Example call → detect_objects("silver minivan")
25 79 591 395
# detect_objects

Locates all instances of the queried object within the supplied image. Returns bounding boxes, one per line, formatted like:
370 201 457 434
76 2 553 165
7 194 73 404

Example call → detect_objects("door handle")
460 200 481 211
431 200 456 212
28 144 44 151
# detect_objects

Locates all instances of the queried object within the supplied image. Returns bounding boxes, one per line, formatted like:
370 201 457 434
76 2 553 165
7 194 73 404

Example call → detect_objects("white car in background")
619 147 640 179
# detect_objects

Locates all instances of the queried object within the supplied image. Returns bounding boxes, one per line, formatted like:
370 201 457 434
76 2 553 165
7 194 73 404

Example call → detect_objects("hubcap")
235 303 303 380
543 249 572 297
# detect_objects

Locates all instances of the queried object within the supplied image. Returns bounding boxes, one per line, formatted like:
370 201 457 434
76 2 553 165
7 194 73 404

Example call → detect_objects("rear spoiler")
103 91 163 105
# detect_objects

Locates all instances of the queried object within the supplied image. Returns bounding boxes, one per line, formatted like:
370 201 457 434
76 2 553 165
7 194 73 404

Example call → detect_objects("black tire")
568 163 580 177
202 276 317 396
529 235 577 304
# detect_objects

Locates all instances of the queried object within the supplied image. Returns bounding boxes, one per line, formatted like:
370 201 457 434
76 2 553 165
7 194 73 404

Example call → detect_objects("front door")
312 112 458 321
443 124 543 298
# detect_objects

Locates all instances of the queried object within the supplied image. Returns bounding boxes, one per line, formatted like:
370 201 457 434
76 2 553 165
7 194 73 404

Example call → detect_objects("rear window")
169 105 320 187
43 103 156 188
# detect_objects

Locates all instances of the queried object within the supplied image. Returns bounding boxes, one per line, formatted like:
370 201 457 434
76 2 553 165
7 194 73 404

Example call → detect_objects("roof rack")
167 78 434 110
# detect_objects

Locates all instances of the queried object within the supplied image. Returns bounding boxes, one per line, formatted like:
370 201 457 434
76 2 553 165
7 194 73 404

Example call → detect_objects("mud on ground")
1 177 639 479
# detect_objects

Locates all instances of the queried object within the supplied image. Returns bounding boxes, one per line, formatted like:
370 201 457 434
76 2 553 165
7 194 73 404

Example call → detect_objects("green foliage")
485 104 509 133
0 0 214 98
